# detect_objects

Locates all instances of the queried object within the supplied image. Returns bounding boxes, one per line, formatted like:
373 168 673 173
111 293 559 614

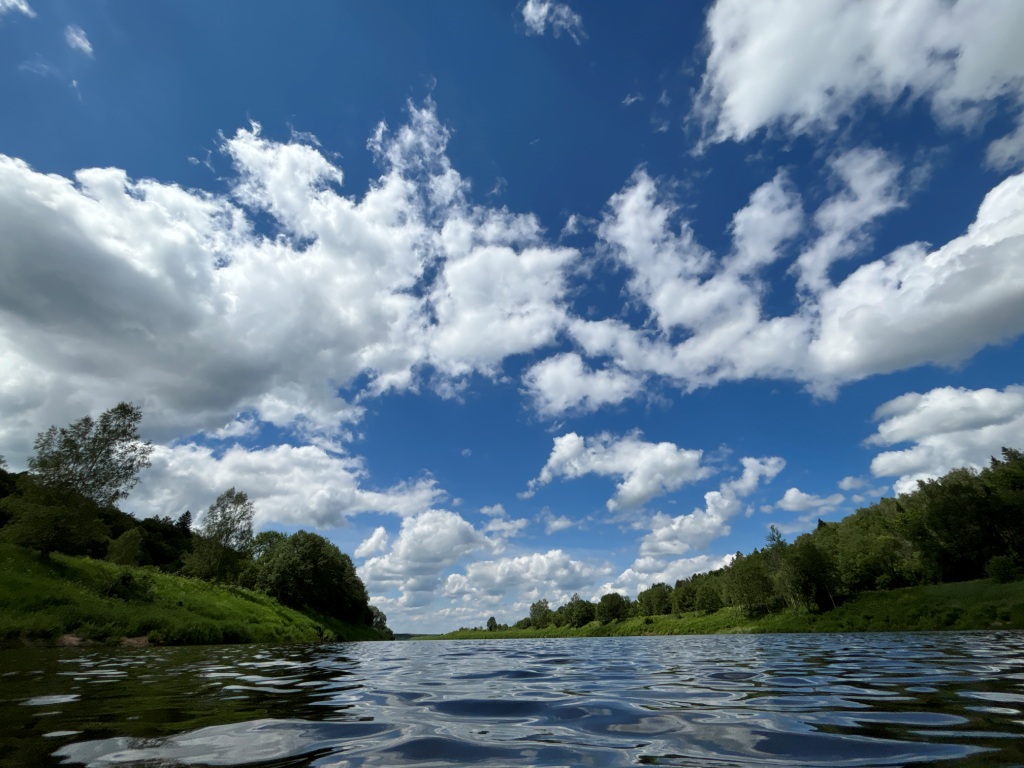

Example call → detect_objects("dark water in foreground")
2 633 1024 767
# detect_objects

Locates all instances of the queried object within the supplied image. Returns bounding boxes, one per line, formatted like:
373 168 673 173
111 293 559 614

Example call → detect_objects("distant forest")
489 448 1024 632
0 403 392 638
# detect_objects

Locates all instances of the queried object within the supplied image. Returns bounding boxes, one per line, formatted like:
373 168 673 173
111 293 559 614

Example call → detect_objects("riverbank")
0 544 384 646
425 579 1024 639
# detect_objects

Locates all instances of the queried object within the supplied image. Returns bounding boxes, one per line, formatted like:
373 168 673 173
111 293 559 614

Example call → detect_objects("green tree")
636 582 673 616
0 476 109 558
486 616 498 631
596 592 629 623
182 488 254 581
563 593 596 627
106 526 146 566
529 599 553 628
370 606 394 639
28 402 153 507
244 530 372 624
694 579 723 614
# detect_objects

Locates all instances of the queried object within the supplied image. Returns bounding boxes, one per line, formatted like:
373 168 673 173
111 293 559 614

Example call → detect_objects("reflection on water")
2 632 1023 766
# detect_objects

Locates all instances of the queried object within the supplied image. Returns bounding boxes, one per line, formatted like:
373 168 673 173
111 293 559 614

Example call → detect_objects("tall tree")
29 402 153 507
182 488 254 581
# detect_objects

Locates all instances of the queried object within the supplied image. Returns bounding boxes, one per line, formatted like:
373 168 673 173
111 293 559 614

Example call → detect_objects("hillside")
0 544 384 646
430 578 1024 639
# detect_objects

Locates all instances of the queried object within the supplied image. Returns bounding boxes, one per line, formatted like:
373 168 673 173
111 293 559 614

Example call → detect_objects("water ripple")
0 632 1021 766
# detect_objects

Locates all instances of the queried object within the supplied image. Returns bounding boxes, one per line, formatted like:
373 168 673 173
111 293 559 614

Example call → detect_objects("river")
2 632 1023 767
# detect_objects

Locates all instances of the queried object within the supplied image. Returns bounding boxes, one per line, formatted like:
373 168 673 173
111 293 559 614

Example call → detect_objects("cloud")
64 25 93 56
838 476 864 492
360 509 492 608
0 100 581 468
125 443 443 528
520 0 585 44
638 455 785 557
534 161 1024 413
443 549 611 606
523 352 645 416
0 0 34 19
605 553 735 599
538 509 575 534
775 487 844 513
867 384 1024 494
695 0 1024 167
525 431 710 511
355 526 388 558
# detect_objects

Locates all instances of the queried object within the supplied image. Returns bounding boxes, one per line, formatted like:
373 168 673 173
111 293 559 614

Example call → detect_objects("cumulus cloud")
605 553 735 600
125 443 443 528
355 526 389 558
444 549 611 606
64 24 93 56
638 456 785 557
0 100 580 467
533 160 1024 413
695 0 1024 167
524 431 710 511
867 384 1024 493
775 487 844 513
360 510 493 608
523 352 645 416
0 0 34 18
520 0 584 44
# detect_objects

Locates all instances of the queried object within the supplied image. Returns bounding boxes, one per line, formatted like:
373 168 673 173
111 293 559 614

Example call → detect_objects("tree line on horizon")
482 447 1024 632
0 403 392 638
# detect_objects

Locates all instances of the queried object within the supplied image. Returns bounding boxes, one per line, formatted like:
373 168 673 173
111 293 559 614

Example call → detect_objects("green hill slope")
0 544 382 646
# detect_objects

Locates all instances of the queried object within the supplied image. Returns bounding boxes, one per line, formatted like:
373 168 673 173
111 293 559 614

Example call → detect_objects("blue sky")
2 0 1023 633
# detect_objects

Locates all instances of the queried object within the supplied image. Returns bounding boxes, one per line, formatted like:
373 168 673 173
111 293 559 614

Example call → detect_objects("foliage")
106 527 146 566
529 599 553 628
28 402 153 507
486 615 498 631
636 583 673 616
0 476 109 558
0 544 384 646
181 488 254 582
596 592 630 623
241 529 372 625
987 555 1018 584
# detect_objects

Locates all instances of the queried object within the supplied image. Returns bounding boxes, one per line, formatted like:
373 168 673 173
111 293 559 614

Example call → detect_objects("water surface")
3 632 1024 766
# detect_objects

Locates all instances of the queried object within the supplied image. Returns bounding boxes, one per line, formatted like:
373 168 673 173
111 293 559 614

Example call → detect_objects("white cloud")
125 443 443 528
360 510 493 608
520 0 584 44
0 0 34 18
355 526 389 558
605 553 735 599
638 456 785 557
64 24 93 56
867 384 1024 493
538 509 575 534
525 431 710 511
533 162 1024 413
523 352 645 416
775 487 844 513
0 101 580 467
695 0 1024 167
838 475 864 491
443 549 611 606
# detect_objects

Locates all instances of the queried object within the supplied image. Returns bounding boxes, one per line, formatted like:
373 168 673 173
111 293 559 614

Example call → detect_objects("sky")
1 0 1023 633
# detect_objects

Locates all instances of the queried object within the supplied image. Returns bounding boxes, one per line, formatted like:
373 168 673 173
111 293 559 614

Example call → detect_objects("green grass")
425 579 1024 640
0 544 383 646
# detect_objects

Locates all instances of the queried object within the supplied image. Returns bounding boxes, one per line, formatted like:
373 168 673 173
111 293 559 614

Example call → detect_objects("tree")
487 616 498 632
596 592 629 623
181 488 254 581
636 583 673 616
529 599 553 628
176 510 192 534
0 475 109 558
106 526 146 566
243 530 372 624
28 402 153 507
370 606 394 639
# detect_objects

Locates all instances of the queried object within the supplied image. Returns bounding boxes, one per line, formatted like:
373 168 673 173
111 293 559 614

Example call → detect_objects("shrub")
986 555 1018 584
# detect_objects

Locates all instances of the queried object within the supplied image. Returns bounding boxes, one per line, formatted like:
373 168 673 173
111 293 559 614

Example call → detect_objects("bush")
986 555 1018 583
101 568 155 602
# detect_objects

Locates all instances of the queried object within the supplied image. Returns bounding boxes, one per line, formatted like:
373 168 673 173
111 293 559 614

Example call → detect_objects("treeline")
0 403 391 638
505 448 1024 630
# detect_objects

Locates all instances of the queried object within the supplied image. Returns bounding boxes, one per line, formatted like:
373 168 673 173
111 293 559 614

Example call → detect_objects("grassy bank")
0 544 382 646
428 579 1024 640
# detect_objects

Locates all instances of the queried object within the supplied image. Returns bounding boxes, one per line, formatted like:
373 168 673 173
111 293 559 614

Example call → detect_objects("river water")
2 632 1024 767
